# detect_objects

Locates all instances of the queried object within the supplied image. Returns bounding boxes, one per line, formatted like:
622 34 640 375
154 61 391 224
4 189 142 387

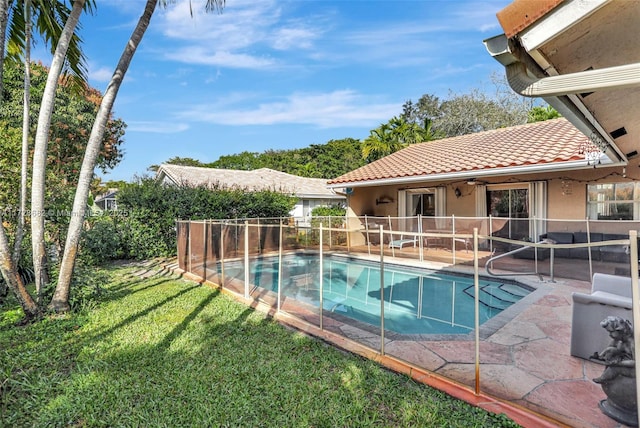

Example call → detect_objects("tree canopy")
1 61 125 181
185 138 365 179
401 88 533 139
184 82 558 173
527 105 561 123
0 60 125 251
361 116 442 162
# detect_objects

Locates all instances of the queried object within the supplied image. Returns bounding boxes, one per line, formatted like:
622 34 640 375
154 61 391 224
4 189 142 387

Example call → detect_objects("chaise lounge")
389 233 418 249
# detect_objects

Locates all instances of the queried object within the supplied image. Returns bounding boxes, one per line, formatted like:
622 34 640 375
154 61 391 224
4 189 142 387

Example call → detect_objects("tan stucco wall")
343 162 637 221
346 186 397 217
446 185 477 217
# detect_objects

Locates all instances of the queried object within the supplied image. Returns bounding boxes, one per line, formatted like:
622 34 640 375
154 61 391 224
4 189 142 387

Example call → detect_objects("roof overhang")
485 0 639 166
297 193 346 199
326 158 619 189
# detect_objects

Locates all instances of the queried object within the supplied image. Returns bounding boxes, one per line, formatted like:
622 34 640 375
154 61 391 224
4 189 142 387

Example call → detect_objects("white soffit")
518 0 609 52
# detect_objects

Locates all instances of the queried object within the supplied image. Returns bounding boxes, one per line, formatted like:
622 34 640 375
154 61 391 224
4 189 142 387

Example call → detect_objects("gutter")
326 158 622 189
483 34 628 164
505 61 640 97
297 193 346 199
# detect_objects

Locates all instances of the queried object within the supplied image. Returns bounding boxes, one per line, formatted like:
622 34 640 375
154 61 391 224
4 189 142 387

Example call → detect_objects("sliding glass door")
408 192 436 216
487 187 529 240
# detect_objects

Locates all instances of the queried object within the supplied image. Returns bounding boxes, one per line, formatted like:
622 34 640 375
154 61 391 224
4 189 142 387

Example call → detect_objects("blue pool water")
224 254 532 335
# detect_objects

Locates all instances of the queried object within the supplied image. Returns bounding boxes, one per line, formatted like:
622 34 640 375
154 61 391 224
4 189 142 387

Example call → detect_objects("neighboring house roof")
156 164 344 199
94 188 118 203
328 118 598 187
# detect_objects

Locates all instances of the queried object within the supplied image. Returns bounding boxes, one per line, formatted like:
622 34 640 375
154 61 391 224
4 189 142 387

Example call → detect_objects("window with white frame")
397 188 445 218
587 182 640 220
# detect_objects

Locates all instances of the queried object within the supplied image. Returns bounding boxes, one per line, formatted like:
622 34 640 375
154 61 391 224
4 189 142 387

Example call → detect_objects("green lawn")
0 261 520 427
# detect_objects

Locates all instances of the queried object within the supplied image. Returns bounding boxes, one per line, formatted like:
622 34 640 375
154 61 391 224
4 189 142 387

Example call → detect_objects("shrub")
311 204 346 217
79 214 124 265
308 204 347 245
113 176 297 260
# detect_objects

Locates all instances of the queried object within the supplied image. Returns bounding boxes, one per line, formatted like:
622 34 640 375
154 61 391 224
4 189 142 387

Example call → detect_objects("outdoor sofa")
513 232 634 263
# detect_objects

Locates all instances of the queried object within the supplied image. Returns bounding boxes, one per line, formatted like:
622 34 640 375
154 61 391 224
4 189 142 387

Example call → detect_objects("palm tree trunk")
51 0 158 312
14 0 32 265
0 220 38 316
0 0 8 91
31 0 84 304
0 0 10 300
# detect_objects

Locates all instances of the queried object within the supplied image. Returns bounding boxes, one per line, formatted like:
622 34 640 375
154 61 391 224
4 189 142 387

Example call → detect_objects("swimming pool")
224 253 532 335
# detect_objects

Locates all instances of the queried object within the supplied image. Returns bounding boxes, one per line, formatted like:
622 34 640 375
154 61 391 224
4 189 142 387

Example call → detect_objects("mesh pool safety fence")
175 216 640 427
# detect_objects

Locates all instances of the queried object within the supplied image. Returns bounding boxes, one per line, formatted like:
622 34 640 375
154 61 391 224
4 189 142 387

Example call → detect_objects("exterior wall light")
375 196 394 205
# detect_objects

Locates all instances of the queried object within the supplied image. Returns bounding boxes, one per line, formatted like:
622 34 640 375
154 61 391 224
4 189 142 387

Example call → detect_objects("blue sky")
56 0 512 182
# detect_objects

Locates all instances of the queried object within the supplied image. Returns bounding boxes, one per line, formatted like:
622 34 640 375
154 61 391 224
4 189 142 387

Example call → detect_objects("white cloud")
148 0 502 73
178 90 399 128
153 0 325 69
165 47 274 69
205 69 222 84
272 27 316 50
453 1 510 32
127 121 189 133
89 65 114 83
159 0 279 49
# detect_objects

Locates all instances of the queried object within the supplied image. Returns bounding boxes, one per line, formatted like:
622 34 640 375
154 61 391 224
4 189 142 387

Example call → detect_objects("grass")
0 261 520 427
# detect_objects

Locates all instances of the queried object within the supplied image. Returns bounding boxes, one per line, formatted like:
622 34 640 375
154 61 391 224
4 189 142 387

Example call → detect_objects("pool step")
463 283 523 311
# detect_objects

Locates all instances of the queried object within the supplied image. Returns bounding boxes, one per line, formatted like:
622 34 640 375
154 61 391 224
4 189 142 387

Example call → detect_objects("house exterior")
327 118 638 241
328 0 639 243
156 164 345 225
94 188 118 211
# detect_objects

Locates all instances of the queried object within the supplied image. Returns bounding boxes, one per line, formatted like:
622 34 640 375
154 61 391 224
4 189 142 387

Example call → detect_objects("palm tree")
0 0 39 314
11 0 93 270
52 0 227 312
362 122 394 162
0 0 9 300
416 117 443 142
0 0 91 314
30 0 85 305
362 116 432 162
14 0 31 266
6 0 92 86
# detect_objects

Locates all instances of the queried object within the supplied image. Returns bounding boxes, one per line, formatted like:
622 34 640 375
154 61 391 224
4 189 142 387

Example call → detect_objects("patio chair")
389 223 420 249
453 221 482 253
389 232 418 249
570 273 633 360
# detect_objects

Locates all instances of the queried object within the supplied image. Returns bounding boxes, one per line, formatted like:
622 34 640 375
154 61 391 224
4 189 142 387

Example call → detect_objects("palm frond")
7 0 94 90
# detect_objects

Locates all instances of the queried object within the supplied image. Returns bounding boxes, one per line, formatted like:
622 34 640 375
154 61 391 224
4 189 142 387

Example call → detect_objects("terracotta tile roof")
328 118 595 186
496 0 564 38
157 164 343 199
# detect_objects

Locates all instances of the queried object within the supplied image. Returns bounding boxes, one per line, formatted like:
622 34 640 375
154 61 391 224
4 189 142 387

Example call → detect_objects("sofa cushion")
574 232 604 243
602 233 629 241
513 245 549 260
546 232 574 258
546 232 574 244
570 232 604 261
